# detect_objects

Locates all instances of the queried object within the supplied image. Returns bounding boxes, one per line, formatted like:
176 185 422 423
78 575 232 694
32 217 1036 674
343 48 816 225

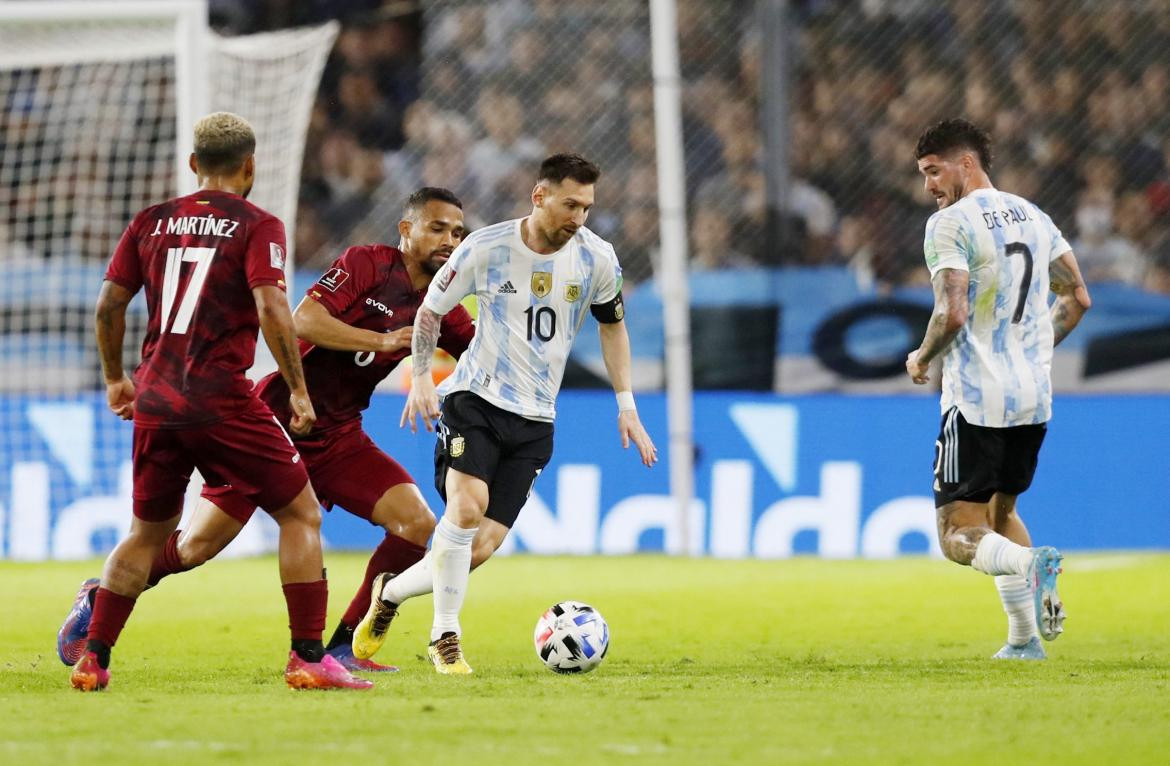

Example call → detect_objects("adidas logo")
497 281 517 294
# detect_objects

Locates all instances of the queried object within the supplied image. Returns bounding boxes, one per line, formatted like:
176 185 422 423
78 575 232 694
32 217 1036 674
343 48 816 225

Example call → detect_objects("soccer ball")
533 600 609 674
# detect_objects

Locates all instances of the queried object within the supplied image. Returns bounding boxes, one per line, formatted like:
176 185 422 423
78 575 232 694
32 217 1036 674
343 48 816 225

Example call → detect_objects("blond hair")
193 112 256 173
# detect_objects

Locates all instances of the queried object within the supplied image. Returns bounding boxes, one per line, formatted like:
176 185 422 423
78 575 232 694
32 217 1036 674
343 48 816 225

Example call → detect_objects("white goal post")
0 0 337 393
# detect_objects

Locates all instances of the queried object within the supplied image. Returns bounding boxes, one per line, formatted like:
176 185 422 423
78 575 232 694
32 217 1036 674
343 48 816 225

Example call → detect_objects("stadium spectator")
207 0 1170 289
468 83 545 205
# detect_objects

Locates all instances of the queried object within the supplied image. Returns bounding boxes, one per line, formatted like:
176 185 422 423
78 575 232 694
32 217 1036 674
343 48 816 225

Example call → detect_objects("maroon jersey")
257 244 474 432
105 190 288 428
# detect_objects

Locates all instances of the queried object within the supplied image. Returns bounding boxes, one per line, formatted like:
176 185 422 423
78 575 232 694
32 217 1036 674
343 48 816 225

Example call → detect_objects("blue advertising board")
2 391 1167 560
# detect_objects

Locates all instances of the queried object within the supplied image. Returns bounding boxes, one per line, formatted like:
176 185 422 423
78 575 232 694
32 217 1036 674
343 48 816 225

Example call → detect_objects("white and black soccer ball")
533 600 609 674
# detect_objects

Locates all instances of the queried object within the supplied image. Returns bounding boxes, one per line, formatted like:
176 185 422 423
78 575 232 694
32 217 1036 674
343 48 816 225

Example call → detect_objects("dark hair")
405 186 463 216
915 119 993 171
538 153 601 185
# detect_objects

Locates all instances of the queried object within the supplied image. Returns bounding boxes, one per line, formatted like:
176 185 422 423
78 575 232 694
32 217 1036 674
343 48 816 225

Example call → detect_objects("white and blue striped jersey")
923 188 1071 427
423 219 622 422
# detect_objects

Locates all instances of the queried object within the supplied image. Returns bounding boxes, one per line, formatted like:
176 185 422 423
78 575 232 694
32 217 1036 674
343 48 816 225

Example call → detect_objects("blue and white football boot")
1027 546 1066 641
992 636 1047 660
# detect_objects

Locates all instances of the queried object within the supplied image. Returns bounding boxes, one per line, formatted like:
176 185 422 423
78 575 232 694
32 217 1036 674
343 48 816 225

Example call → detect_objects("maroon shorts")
132 403 308 522
201 421 415 526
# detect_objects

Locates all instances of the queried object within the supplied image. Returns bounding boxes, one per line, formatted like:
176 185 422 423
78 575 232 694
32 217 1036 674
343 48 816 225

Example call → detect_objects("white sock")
430 515 477 642
971 532 1033 576
995 574 1037 646
381 552 432 605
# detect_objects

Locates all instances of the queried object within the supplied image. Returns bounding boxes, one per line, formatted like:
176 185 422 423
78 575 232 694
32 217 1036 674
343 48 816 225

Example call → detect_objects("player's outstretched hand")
905 350 930 385
288 388 317 436
380 326 413 354
402 374 440 433
618 410 658 467
106 375 136 420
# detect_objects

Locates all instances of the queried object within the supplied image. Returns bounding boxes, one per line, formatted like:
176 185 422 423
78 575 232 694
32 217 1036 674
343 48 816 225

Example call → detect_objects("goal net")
0 2 336 558
0 4 336 393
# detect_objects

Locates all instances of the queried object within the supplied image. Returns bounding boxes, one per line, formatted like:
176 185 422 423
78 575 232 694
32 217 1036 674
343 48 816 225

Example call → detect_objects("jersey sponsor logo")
364 297 394 317
270 242 285 269
531 272 552 298
319 267 349 292
436 267 456 292
564 282 581 302
497 280 517 294
450 435 465 458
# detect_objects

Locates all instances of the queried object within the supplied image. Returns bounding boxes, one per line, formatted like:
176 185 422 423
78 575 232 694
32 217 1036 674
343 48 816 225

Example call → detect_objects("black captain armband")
590 291 625 323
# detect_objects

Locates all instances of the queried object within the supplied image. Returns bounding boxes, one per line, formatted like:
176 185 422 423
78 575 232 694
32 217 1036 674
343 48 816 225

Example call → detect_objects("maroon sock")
282 579 328 641
146 530 189 587
87 587 137 648
340 534 427 627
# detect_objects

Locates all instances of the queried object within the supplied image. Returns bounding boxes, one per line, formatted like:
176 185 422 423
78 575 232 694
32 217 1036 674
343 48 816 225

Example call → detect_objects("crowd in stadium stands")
212 0 1170 295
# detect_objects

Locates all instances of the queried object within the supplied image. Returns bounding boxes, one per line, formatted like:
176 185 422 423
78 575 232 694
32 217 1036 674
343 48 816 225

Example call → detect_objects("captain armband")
590 291 625 324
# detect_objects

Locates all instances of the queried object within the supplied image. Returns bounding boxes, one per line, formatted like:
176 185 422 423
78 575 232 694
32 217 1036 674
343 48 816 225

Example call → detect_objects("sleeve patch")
436 268 456 292
270 242 285 269
318 267 349 292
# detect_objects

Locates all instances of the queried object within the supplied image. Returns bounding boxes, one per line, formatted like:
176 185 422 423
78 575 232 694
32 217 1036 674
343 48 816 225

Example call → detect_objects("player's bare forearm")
293 296 395 352
410 306 443 377
1049 252 1091 346
94 280 133 382
254 285 306 392
916 268 969 363
598 320 633 393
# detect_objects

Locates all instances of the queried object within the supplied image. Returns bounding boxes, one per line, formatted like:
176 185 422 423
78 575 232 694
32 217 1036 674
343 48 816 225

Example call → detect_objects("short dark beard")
421 253 444 276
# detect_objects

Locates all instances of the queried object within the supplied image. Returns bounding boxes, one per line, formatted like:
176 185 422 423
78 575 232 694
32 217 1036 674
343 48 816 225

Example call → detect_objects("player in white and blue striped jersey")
353 154 657 674
907 120 1092 660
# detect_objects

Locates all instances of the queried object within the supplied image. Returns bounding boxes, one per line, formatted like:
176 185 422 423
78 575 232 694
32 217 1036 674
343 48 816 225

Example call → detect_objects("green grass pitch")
3 553 1168 764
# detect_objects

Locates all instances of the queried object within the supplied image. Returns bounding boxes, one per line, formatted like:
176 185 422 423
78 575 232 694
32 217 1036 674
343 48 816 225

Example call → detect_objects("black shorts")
434 391 554 528
933 406 1047 507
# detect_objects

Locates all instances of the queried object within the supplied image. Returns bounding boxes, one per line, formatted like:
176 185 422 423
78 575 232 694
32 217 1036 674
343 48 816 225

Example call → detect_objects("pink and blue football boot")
57 578 100 666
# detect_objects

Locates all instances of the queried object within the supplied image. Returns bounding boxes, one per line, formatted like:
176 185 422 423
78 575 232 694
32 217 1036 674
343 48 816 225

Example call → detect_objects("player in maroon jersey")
66 113 370 691
63 186 476 673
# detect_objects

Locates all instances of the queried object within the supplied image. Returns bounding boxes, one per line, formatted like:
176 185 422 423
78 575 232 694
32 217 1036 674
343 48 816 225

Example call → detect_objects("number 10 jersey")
923 187 1072 427
423 219 623 423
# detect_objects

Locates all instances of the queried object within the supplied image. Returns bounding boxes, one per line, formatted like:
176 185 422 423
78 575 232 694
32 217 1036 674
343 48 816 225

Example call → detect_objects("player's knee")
385 507 435 546
278 498 322 532
445 493 487 527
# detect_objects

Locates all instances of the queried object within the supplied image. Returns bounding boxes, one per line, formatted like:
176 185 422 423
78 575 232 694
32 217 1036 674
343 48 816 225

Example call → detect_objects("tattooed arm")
400 305 444 433
95 280 136 419
906 268 969 384
1049 251 1092 346
254 285 316 436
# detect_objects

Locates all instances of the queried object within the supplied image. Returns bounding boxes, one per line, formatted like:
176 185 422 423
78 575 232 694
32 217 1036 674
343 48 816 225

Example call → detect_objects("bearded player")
58 186 472 676
908 119 1091 659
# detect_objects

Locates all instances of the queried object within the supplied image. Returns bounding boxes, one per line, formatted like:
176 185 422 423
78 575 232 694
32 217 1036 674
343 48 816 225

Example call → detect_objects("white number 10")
161 246 217 334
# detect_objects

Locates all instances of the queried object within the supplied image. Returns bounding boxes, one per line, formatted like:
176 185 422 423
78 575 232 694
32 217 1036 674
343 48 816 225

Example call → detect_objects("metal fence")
791 0 1170 291
311 0 755 287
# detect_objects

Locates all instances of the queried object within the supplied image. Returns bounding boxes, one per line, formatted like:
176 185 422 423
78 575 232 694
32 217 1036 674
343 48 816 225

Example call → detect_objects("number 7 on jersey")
160 246 217 334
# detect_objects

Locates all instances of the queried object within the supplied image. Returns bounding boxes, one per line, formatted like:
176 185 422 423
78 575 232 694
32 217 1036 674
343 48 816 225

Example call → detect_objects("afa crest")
564 283 582 302
531 272 552 298
450 436 465 458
